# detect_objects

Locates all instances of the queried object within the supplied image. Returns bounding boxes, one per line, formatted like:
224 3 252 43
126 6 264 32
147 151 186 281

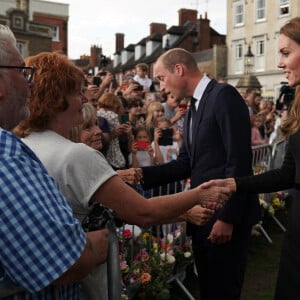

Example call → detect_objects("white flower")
166 254 176 264
160 253 176 264
184 251 192 258
167 233 173 243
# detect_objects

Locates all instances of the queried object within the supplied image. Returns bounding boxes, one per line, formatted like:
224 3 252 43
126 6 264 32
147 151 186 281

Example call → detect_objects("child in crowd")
129 127 154 198
130 127 154 168
145 101 165 140
125 96 145 128
152 116 181 164
133 63 153 92
251 114 269 146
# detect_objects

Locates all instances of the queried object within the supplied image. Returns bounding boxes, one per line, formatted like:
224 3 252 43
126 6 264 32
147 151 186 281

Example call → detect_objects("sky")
46 0 227 60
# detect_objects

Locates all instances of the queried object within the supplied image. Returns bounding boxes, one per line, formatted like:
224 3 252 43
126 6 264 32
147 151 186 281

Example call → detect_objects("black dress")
236 130 300 300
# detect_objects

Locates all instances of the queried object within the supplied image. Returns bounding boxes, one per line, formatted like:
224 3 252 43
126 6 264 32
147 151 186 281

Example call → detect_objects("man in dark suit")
140 48 261 300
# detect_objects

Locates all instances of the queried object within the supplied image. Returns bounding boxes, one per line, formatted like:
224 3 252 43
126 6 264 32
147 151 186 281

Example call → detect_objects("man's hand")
183 205 214 226
195 185 232 210
207 220 233 244
117 168 143 185
201 178 237 193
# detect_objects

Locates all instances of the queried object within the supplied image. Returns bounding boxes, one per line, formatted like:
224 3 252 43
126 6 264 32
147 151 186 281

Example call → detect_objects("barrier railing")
252 140 287 243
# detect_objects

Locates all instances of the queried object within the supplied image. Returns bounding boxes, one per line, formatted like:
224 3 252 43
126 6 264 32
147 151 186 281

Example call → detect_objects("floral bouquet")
118 224 193 300
259 190 287 216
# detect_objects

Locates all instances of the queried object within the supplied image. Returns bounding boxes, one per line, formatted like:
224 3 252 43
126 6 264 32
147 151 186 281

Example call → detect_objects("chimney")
197 12 210 50
178 8 197 26
150 23 167 35
90 45 101 67
115 33 124 53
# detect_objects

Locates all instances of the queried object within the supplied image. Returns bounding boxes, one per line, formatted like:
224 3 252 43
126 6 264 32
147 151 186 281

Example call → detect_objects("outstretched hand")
196 184 232 210
201 178 237 193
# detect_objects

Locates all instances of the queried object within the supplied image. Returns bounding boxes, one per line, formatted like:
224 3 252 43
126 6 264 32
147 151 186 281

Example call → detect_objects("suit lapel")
190 79 216 159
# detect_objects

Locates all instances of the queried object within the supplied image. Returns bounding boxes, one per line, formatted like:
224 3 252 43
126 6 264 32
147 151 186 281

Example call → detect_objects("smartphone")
134 85 143 91
92 76 101 87
158 128 173 146
179 103 188 110
135 140 150 151
120 113 129 124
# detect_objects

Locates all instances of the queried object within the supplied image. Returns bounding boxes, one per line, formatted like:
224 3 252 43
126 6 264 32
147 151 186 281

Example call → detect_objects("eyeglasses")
0 66 34 83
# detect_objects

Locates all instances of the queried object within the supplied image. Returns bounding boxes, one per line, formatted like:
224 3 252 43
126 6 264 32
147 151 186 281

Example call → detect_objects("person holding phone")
152 116 181 165
130 127 155 168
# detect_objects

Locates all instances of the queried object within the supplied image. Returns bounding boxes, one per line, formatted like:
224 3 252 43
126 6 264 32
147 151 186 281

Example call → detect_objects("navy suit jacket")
142 80 261 231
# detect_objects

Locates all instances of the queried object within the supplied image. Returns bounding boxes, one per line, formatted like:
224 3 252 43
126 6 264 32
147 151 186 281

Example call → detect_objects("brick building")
111 9 227 84
0 0 68 57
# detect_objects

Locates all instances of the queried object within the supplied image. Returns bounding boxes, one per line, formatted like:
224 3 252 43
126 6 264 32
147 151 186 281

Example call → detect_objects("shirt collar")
193 74 211 109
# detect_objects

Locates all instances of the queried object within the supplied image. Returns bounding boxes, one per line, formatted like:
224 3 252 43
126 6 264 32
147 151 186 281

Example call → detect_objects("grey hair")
0 25 17 64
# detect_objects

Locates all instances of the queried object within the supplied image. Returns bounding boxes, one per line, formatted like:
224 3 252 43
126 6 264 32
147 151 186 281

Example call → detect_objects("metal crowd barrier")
252 140 287 243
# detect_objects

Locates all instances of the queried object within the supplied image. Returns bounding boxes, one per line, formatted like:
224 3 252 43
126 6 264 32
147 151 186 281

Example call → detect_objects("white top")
128 150 152 167
133 75 153 88
152 141 179 163
23 130 116 222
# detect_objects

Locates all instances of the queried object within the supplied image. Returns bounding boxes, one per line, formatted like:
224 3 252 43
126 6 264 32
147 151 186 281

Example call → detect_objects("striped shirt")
0 129 86 299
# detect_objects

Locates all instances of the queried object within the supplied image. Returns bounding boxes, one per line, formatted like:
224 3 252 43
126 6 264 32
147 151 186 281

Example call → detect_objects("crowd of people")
242 86 291 146
0 15 300 300
0 25 229 300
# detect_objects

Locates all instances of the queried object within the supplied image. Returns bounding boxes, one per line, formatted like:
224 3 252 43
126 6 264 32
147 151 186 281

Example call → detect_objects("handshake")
195 178 236 210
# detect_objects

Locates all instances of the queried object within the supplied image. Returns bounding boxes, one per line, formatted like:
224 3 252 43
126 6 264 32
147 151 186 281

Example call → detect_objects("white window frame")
234 1 244 27
232 40 244 74
279 0 290 16
254 36 265 72
52 26 59 42
256 0 266 22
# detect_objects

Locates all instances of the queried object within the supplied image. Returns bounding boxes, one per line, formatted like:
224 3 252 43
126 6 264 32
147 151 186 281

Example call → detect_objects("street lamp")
236 44 262 94
244 44 254 75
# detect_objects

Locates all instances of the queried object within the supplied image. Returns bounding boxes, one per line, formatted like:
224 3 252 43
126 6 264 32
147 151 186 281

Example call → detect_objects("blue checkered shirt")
0 129 86 299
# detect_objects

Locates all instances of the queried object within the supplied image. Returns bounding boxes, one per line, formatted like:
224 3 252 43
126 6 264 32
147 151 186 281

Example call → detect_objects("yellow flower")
272 198 281 207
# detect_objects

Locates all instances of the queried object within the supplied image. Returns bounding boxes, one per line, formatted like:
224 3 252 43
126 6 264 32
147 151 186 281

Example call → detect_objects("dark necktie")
190 97 197 121
189 97 197 144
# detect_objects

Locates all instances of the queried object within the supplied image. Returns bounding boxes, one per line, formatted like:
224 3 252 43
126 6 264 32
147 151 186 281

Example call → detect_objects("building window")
279 0 289 16
234 2 244 26
232 41 244 74
256 0 266 21
254 37 265 71
52 26 59 42
13 15 23 30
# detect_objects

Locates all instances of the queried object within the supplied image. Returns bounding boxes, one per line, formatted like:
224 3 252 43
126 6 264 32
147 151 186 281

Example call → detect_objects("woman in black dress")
205 17 300 300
